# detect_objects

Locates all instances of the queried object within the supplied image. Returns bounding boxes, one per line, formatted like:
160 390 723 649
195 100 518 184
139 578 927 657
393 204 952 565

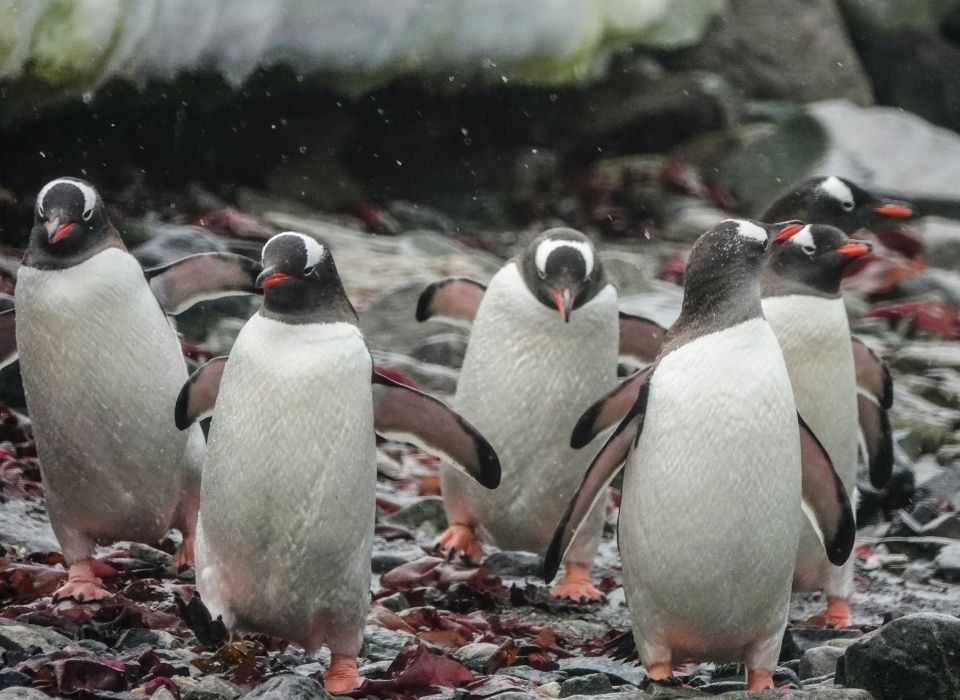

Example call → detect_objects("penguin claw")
435 524 484 564
171 534 196 570
53 560 113 604
324 654 361 693
550 563 604 602
808 596 851 628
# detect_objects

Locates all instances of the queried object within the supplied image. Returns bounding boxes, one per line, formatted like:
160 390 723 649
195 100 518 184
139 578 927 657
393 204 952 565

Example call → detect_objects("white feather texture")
441 262 618 565
818 176 854 206
37 178 97 219
763 294 858 597
196 316 375 656
534 239 595 276
620 318 801 670
15 248 203 562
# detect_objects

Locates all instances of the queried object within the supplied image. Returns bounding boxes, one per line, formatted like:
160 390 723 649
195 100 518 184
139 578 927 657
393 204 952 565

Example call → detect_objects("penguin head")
688 218 772 273
520 228 604 323
256 232 356 323
781 176 913 234
768 222 872 295
31 177 112 261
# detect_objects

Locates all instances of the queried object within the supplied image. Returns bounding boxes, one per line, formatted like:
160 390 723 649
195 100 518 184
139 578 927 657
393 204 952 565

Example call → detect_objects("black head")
256 232 357 324
762 176 914 234
518 228 607 322
27 177 121 269
765 222 872 298
662 219 779 355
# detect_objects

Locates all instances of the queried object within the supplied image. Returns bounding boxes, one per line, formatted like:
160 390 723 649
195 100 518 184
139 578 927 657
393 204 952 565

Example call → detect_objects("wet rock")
453 642 501 673
555 656 645 686
115 628 159 650
779 627 864 662
644 686 708 698
388 201 455 235
0 689 54 699
0 498 57 552
496 665 566 685
362 626 415 662
934 542 960 582
0 621 70 654
559 673 613 697
665 0 873 106
718 691 873 699
0 672 30 690
242 674 332 699
837 613 960 700
384 497 447 531
131 223 229 268
799 645 844 679
183 675 243 700
484 551 543 578
371 553 411 575
152 690 178 700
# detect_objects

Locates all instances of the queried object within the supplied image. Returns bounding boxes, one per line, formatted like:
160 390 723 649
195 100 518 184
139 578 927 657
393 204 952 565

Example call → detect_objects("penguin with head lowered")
1 177 261 602
546 219 855 690
175 232 500 692
416 228 663 601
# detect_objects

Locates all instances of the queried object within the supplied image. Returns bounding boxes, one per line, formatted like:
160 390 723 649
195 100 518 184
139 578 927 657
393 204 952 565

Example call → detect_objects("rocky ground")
0 166 957 700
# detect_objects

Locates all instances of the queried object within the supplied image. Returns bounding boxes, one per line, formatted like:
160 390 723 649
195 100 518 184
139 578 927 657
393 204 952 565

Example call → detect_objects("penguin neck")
661 265 763 357
762 260 841 300
260 276 358 325
24 224 125 271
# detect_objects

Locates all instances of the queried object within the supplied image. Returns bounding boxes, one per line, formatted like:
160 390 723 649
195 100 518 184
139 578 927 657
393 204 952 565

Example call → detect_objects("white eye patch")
726 219 768 243
37 178 97 221
788 225 816 252
266 231 326 269
535 239 595 277
818 176 854 210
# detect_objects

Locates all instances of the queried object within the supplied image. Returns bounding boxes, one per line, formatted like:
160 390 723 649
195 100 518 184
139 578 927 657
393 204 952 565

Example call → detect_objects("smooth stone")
799 645 844 679
242 674 333 699
0 672 30 690
779 627 863 662
453 642 501 673
384 497 448 531
183 675 244 700
483 551 543 578
555 657 645 686
0 621 71 654
377 592 409 612
559 673 613 697
151 690 178 700
837 613 960 700
362 626 415 662
0 688 48 699
496 665 566 685
717 690 874 699
934 542 960 582
371 553 411 575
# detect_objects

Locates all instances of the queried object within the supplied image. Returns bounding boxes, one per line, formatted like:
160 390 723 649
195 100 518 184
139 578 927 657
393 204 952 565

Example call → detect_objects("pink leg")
435 523 484 563
324 654 361 693
551 562 603 601
747 667 774 691
53 559 112 603
645 661 673 681
808 595 851 628
171 532 195 570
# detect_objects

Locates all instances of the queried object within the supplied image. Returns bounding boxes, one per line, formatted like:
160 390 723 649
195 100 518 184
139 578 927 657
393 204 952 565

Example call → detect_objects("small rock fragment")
559 672 613 697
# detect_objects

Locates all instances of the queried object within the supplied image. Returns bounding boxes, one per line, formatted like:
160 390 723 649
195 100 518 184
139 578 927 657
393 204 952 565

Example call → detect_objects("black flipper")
146 252 262 315
618 312 665 367
571 367 652 449
0 308 16 371
175 356 228 430
545 375 652 582
798 414 856 567
415 277 487 323
851 337 894 488
372 368 500 489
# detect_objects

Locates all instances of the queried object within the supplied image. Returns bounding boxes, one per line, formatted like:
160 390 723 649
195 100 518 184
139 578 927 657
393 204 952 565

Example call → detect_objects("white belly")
762 294 859 588
620 318 801 662
196 316 376 648
16 249 200 549
441 263 619 555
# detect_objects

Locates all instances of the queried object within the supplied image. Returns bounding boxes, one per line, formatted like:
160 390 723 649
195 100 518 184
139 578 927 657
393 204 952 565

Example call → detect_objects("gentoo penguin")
175 232 500 692
417 228 661 600
762 175 914 232
545 219 855 690
763 223 881 628
5 177 261 602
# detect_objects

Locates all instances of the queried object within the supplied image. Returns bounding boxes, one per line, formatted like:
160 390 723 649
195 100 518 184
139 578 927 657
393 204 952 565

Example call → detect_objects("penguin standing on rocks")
417 228 661 600
175 232 500 692
5 177 261 602
763 223 889 627
546 220 855 690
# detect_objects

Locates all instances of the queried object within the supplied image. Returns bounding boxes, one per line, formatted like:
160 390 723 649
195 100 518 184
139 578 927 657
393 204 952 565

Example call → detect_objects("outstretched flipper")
571 367 652 449
175 357 228 429
851 337 894 488
618 312 665 367
372 369 500 489
415 277 486 323
0 308 16 370
798 414 856 567
545 374 652 582
146 252 263 315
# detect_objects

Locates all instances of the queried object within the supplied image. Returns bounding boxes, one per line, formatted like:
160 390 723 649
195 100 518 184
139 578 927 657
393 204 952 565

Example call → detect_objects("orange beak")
835 242 872 257
872 202 913 218
44 217 76 244
551 289 574 323
258 272 292 288
775 223 805 241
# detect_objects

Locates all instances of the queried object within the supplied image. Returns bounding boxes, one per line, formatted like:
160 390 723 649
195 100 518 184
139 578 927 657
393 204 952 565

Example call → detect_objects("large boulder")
836 613 960 700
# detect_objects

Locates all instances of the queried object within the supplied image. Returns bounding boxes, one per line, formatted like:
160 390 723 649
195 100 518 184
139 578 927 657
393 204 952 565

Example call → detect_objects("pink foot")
324 654 361 693
747 667 774 691
645 661 673 681
551 563 604 601
435 524 484 563
808 595 851 628
53 560 112 603
171 533 195 570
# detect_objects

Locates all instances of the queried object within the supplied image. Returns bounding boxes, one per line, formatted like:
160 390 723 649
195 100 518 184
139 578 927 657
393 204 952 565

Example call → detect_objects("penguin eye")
802 244 816 256
82 208 94 222
840 200 854 212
